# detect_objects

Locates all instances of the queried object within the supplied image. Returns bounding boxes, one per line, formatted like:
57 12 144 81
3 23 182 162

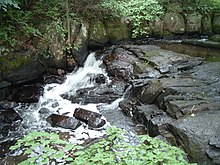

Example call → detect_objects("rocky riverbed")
0 43 220 164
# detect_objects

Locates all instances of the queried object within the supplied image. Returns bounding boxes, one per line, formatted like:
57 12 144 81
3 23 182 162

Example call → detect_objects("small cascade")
14 53 111 142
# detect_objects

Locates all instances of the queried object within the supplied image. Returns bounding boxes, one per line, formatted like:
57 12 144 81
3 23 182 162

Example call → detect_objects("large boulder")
0 51 46 85
167 110 220 165
0 108 22 140
89 20 108 49
213 14 220 34
201 14 212 34
71 22 89 66
163 12 185 35
185 12 202 34
150 17 164 38
105 19 130 42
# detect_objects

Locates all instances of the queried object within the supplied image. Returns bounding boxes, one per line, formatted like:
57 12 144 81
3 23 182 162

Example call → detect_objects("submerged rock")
0 108 22 139
9 85 43 103
73 108 106 129
46 114 81 130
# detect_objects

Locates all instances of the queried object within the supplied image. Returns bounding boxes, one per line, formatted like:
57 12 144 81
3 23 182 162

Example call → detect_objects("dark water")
158 41 220 62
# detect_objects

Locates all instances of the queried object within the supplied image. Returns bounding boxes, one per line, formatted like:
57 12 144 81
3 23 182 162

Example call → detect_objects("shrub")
10 126 196 165
123 0 164 38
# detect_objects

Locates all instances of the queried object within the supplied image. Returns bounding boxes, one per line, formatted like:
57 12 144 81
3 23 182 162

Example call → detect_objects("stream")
1 40 220 164
0 52 138 164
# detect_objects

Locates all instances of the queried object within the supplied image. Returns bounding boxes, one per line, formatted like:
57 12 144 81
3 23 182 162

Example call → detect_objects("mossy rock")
105 19 130 42
201 14 212 34
0 51 46 84
89 20 108 44
185 12 202 33
163 12 185 34
0 52 31 73
210 35 220 42
213 14 220 34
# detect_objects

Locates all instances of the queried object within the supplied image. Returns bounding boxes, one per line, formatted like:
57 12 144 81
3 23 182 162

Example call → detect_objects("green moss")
0 53 31 73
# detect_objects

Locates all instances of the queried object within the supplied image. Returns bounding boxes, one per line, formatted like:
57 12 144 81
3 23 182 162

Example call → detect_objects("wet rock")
0 101 19 109
0 140 17 158
73 108 106 129
165 99 209 119
206 136 220 164
209 137 220 149
103 47 138 80
206 148 220 165
46 114 81 130
119 99 137 117
10 85 43 103
43 75 65 84
132 104 174 137
71 22 89 66
64 87 120 104
63 80 126 104
94 74 107 84
167 110 220 165
134 80 163 104
0 108 22 139
38 108 51 119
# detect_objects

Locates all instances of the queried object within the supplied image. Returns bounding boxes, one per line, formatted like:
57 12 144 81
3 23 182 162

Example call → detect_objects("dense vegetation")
0 0 162 47
1 0 220 51
10 126 196 165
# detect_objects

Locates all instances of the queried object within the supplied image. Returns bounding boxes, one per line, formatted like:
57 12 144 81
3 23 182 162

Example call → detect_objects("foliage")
196 0 220 14
10 126 196 165
123 0 164 38
9 131 75 164
0 0 63 48
0 0 19 11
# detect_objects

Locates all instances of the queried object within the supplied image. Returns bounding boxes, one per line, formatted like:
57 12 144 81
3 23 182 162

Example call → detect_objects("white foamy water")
15 53 115 142
39 53 107 115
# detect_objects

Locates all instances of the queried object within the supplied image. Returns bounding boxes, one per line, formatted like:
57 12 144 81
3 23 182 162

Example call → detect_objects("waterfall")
15 53 111 141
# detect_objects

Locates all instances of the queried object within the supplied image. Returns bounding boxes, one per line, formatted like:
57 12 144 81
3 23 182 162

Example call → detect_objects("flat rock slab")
106 44 220 164
167 110 220 165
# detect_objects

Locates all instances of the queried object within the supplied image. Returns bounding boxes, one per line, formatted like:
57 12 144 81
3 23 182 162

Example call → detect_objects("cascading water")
14 52 115 142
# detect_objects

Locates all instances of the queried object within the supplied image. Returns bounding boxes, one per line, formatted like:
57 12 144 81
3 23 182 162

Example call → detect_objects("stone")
89 20 108 49
46 114 81 130
134 80 163 104
209 136 220 149
213 14 220 34
150 17 164 38
10 85 43 103
105 19 130 42
185 12 202 34
167 110 220 164
94 74 107 84
163 12 185 35
201 14 212 34
132 104 174 137
0 53 45 85
119 99 138 117
43 75 65 84
63 82 123 104
0 108 22 139
71 22 89 66
73 108 106 129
